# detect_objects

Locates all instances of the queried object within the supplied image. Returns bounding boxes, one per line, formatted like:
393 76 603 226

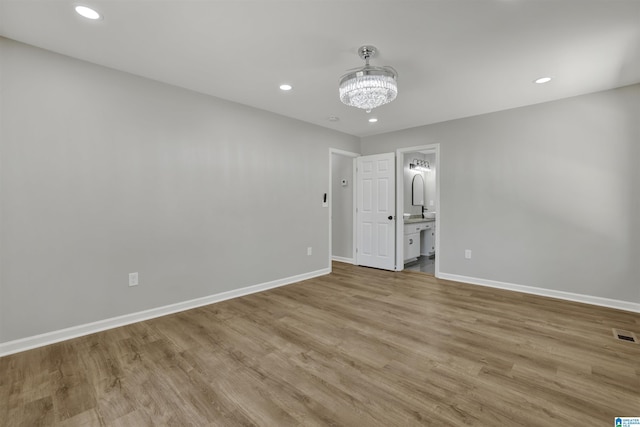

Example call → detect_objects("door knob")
388 215 393 220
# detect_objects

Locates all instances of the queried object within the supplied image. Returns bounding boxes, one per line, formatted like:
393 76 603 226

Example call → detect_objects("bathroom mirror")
412 174 425 206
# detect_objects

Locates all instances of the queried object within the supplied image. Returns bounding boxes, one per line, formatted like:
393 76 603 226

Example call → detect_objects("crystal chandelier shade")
339 46 398 111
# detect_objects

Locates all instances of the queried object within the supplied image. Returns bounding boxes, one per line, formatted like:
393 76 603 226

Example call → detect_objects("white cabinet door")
404 233 420 261
421 223 436 256
356 153 396 270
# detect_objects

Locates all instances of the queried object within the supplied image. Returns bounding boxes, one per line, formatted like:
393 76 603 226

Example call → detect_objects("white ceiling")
1 0 639 137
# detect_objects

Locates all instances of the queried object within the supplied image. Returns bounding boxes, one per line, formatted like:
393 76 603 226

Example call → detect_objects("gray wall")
0 38 359 343
362 84 640 303
331 153 354 260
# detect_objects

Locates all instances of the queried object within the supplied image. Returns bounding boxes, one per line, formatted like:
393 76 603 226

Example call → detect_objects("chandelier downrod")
358 46 376 65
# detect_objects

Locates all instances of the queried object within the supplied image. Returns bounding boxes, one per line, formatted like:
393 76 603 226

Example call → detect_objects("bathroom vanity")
403 218 435 263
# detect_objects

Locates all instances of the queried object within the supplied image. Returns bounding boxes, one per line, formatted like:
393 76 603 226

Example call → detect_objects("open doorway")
395 144 440 276
329 149 359 266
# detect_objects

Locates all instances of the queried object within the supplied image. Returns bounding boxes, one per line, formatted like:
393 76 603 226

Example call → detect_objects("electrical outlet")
464 250 472 259
307 247 312 256
129 272 139 287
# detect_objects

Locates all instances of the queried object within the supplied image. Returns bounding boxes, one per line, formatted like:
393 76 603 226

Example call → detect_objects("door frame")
395 144 440 276
354 152 397 270
329 148 359 271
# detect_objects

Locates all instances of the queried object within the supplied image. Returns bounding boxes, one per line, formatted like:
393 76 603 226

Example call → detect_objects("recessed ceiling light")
534 77 552 84
75 5 101 20
368 117 378 123
279 84 292 91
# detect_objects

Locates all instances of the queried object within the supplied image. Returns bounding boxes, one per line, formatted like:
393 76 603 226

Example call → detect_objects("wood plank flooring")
1 262 639 426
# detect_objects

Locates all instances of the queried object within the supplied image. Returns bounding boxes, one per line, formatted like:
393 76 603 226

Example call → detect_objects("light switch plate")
129 272 139 287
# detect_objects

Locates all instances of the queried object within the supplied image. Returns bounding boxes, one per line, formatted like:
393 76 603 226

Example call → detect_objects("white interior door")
356 153 396 270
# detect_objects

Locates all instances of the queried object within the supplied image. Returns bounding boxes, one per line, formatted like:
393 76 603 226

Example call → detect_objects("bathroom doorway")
395 144 440 276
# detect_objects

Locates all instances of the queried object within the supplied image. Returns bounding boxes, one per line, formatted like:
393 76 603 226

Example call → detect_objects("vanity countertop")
404 217 435 224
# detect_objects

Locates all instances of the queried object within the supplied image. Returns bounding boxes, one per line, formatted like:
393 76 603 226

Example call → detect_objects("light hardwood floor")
1 262 639 426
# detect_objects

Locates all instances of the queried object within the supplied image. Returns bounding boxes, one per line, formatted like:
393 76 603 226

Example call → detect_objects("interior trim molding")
331 256 354 264
438 272 640 314
0 268 331 357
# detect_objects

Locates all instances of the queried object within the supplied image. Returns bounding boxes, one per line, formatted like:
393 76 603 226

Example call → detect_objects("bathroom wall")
424 152 436 213
403 153 426 216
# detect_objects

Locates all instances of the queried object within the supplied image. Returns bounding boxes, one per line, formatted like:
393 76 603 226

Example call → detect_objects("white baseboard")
438 272 640 314
0 268 330 357
332 256 354 264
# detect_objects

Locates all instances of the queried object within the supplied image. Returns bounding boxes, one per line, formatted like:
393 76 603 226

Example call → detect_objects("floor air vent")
612 328 639 344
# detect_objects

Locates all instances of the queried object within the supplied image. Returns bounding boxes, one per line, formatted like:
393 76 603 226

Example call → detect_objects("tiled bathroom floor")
404 255 435 275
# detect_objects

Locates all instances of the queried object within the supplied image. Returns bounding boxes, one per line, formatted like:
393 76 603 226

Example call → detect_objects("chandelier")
339 45 398 112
